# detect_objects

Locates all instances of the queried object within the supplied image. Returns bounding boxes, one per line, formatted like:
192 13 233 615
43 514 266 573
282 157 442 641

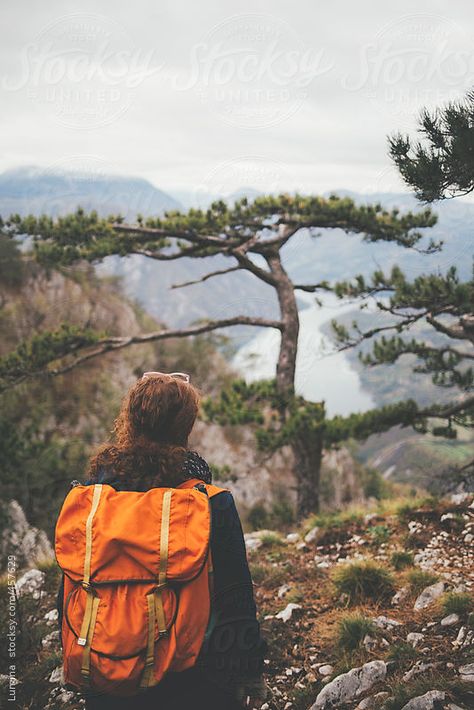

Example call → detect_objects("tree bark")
266 251 323 516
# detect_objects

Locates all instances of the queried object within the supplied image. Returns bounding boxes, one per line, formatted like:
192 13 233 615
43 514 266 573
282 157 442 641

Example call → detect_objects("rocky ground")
1 493 474 709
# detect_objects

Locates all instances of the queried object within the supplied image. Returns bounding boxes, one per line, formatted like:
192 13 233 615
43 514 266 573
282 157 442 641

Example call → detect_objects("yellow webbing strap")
83 484 103 587
140 490 172 689
77 484 103 684
80 595 100 682
155 490 172 636
139 592 157 688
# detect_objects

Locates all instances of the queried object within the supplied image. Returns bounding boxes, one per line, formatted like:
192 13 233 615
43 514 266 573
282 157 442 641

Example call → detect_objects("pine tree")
332 91 474 484
1 196 444 515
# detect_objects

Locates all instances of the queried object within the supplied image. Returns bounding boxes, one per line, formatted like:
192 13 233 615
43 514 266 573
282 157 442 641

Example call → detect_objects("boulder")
400 690 446 709
0 500 53 569
413 582 445 611
305 526 320 544
15 569 45 599
309 660 386 709
440 613 460 627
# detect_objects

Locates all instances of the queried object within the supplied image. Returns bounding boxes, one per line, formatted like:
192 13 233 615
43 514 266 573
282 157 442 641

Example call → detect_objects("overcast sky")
1 0 473 197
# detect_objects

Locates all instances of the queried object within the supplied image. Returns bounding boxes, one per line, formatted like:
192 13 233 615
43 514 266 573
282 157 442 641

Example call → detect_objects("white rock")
464 533 474 544
413 582 445 611
392 585 410 605
355 692 390 709
372 615 402 630
402 661 436 682
305 526 320 544
49 666 64 684
318 665 334 676
275 603 301 623
286 533 300 543
0 674 20 687
450 492 472 505
277 584 291 599
406 632 424 648
15 569 45 598
440 613 460 627
400 690 446 709
459 662 474 677
440 513 457 522
44 609 59 625
363 635 378 651
42 630 60 649
309 661 387 709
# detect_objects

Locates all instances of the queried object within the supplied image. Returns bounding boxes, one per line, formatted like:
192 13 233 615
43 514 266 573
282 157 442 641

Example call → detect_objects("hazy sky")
1 0 473 197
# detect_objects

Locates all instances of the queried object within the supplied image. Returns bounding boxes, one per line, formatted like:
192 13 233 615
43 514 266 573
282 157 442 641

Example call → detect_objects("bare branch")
0 316 284 392
171 265 241 289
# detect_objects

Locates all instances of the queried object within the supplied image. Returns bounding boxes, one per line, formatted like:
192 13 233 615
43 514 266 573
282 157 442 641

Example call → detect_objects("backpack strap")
176 479 228 600
78 484 103 685
176 478 228 498
140 489 172 689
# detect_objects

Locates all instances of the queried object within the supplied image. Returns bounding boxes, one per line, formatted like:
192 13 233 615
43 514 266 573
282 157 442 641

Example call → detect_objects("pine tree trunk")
266 251 322 517
292 426 323 517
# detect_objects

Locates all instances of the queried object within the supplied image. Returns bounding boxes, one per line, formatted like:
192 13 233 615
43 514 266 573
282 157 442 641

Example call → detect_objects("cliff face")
0 500 53 570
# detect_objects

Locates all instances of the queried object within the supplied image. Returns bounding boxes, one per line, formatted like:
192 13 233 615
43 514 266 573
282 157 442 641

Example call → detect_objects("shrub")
332 560 395 604
336 613 377 651
441 592 474 617
390 550 415 570
271 497 295 527
247 503 271 531
260 532 285 547
249 563 267 584
405 569 439 594
361 467 390 500
368 525 391 544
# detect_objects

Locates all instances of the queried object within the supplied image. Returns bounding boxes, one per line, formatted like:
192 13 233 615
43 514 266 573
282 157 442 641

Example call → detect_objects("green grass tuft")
332 560 395 604
441 592 474 617
390 550 415 570
335 612 377 651
405 569 439 594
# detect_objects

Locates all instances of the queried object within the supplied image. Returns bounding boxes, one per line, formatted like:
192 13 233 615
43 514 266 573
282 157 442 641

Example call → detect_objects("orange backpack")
55 478 225 696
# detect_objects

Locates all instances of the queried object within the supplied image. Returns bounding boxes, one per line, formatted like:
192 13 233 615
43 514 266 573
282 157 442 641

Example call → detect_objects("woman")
56 371 267 710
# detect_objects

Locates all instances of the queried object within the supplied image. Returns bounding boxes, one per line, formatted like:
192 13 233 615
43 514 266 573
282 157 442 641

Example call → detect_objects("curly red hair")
88 374 201 487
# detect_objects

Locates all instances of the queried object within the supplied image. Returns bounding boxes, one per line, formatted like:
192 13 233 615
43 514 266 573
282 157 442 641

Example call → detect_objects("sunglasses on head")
142 371 190 383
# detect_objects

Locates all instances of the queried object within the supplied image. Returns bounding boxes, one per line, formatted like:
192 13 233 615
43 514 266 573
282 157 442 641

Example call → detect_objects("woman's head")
117 373 200 447
88 373 201 486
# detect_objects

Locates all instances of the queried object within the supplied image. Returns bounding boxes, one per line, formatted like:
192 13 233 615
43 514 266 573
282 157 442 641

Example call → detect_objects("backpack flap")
55 484 211 584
